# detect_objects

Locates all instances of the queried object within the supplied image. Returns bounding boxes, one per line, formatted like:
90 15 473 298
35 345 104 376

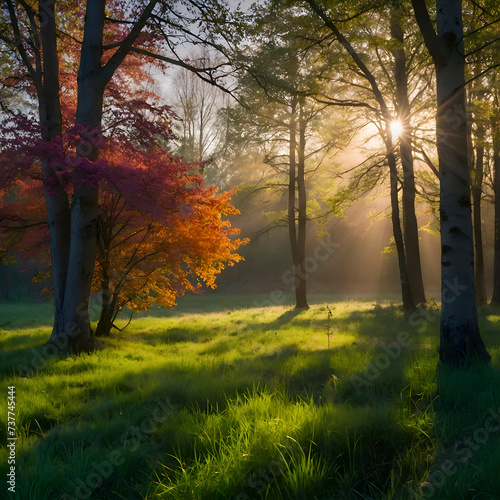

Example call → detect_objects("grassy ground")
1 293 500 499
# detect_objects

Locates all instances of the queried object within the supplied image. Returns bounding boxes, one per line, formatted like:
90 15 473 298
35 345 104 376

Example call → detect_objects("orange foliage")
0 1 247 332
94 146 247 316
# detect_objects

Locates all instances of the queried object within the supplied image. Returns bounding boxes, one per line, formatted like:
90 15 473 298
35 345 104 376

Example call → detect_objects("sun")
390 120 403 138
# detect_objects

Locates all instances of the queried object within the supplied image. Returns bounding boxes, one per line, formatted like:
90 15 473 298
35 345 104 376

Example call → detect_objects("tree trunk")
287 98 306 309
95 220 110 337
7 0 158 353
37 1 72 345
94 287 118 337
2 264 10 300
52 1 107 352
413 0 490 366
95 302 114 337
295 101 309 309
492 124 500 304
388 146 415 311
391 0 426 305
471 121 487 306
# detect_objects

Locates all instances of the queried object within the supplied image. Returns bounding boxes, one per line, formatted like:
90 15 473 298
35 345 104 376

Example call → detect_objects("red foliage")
0 109 247 317
0 1 247 332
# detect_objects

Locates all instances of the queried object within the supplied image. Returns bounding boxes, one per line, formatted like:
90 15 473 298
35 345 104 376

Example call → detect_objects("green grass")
1 294 500 499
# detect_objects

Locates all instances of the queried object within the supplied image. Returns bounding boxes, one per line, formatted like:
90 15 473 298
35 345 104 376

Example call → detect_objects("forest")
1 0 500 498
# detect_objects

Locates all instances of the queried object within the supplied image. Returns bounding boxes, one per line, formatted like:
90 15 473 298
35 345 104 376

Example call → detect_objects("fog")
216 188 496 301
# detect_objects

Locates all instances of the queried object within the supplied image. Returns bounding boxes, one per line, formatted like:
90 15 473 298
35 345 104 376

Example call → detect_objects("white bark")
412 0 490 365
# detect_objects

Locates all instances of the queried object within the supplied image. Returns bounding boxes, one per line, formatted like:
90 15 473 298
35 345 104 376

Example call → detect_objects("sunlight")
390 120 403 138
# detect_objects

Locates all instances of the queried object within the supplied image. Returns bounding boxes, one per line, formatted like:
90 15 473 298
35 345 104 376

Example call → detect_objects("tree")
492 73 500 304
412 0 490 366
468 78 488 306
0 112 246 337
1 0 239 353
462 1 500 307
93 140 245 336
170 53 229 171
391 0 426 306
305 0 423 311
229 2 341 309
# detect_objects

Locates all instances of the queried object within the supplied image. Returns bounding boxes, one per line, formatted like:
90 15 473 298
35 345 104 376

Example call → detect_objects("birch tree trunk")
412 0 490 366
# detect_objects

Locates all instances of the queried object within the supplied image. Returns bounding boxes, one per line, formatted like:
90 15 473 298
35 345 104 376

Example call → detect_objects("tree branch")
410 0 445 66
5 0 39 85
305 0 391 121
465 61 500 86
129 46 243 104
101 0 159 84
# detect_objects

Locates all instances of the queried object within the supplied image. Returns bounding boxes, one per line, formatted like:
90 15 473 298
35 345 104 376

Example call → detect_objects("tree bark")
412 0 490 366
471 120 487 306
51 1 107 352
38 0 72 343
492 123 500 304
295 100 309 309
391 0 426 305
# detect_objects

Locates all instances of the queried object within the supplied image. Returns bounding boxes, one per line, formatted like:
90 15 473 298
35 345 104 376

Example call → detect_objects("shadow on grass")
0 341 56 378
262 308 305 332
1 347 414 499
415 362 500 498
3 301 500 499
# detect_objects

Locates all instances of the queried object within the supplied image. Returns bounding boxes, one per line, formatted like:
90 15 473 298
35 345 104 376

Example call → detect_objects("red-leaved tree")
0 112 247 336
1 0 236 352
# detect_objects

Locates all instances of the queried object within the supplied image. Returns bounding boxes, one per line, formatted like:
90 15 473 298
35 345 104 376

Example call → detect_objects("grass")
1 293 500 499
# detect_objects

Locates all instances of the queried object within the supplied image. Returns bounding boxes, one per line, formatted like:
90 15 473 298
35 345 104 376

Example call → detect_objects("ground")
1 293 500 499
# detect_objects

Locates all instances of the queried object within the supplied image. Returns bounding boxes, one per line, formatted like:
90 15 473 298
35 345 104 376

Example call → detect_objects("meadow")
1 293 500 499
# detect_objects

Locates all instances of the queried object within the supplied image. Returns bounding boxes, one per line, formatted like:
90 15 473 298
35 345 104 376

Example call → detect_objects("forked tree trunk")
413 0 490 366
54 0 158 352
